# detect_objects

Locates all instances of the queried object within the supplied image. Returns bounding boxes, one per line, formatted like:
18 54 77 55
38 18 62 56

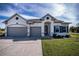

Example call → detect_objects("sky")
0 3 78 28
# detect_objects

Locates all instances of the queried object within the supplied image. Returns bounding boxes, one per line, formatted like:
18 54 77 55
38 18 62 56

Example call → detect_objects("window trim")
60 26 67 33
54 26 60 33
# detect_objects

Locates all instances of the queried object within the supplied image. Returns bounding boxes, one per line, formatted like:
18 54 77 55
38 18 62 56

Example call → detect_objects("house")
3 13 70 37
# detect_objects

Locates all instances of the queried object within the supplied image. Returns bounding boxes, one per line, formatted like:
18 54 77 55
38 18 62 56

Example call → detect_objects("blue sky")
0 3 78 28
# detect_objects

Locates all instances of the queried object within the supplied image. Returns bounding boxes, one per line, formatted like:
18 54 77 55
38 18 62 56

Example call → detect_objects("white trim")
5 26 7 37
7 23 27 27
27 25 30 36
41 22 44 37
50 22 54 36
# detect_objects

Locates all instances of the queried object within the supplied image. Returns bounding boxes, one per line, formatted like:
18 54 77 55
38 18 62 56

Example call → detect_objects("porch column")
41 23 44 37
5 26 7 37
50 22 54 36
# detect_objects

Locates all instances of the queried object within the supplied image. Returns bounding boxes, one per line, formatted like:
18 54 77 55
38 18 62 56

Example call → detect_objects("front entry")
44 22 51 36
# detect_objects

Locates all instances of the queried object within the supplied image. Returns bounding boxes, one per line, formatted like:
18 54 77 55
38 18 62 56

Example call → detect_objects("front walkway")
0 39 42 56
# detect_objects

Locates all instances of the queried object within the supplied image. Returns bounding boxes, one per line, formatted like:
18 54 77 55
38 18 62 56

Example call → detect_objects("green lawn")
70 33 79 38
42 34 79 56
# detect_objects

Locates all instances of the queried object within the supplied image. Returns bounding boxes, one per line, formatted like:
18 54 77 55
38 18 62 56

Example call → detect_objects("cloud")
48 3 77 26
0 3 78 28
0 20 6 28
20 14 39 19
51 4 66 16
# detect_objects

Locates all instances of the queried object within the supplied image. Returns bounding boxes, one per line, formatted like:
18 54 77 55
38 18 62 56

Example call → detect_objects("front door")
44 22 51 36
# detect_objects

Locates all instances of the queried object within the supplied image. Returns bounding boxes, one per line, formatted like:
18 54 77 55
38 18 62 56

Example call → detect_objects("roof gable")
3 13 27 24
41 13 56 21
40 13 64 23
3 13 70 24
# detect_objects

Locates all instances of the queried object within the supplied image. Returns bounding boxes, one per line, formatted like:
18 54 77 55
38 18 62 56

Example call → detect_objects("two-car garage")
5 14 42 37
7 27 41 37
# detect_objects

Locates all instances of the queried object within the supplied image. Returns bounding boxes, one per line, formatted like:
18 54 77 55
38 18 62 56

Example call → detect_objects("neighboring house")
3 13 70 37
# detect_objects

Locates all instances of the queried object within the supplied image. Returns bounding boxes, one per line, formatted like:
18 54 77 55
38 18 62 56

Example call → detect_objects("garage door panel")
30 27 41 37
7 27 27 37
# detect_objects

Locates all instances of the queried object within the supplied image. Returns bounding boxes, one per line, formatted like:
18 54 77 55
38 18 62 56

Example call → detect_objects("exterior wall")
27 19 54 37
29 23 42 27
5 25 7 37
28 23 43 36
7 24 27 27
7 15 27 26
54 23 62 26
27 25 30 36
42 19 54 36
6 15 28 37
5 14 69 37
54 23 69 36
50 22 54 36
41 22 44 36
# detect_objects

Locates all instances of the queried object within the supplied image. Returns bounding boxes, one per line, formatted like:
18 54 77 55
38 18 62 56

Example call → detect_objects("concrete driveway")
0 39 42 56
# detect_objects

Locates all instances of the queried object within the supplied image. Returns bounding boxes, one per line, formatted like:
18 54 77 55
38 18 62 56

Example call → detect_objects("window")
46 17 49 20
54 26 60 33
16 17 19 20
60 26 66 33
54 26 67 33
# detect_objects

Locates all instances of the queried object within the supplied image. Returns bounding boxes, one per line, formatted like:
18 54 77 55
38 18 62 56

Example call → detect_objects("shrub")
53 34 57 38
53 34 63 38
0 33 5 37
65 35 70 38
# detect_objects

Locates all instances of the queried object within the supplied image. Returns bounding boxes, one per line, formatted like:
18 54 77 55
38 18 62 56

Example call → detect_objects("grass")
70 33 79 38
42 33 79 56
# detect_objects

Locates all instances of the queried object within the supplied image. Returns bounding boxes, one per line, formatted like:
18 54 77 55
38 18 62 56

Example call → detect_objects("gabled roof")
3 13 71 24
41 13 64 23
41 13 56 21
3 13 27 24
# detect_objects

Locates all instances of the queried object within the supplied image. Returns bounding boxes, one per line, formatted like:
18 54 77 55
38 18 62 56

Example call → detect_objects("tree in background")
70 23 79 33
70 26 76 33
76 23 79 33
